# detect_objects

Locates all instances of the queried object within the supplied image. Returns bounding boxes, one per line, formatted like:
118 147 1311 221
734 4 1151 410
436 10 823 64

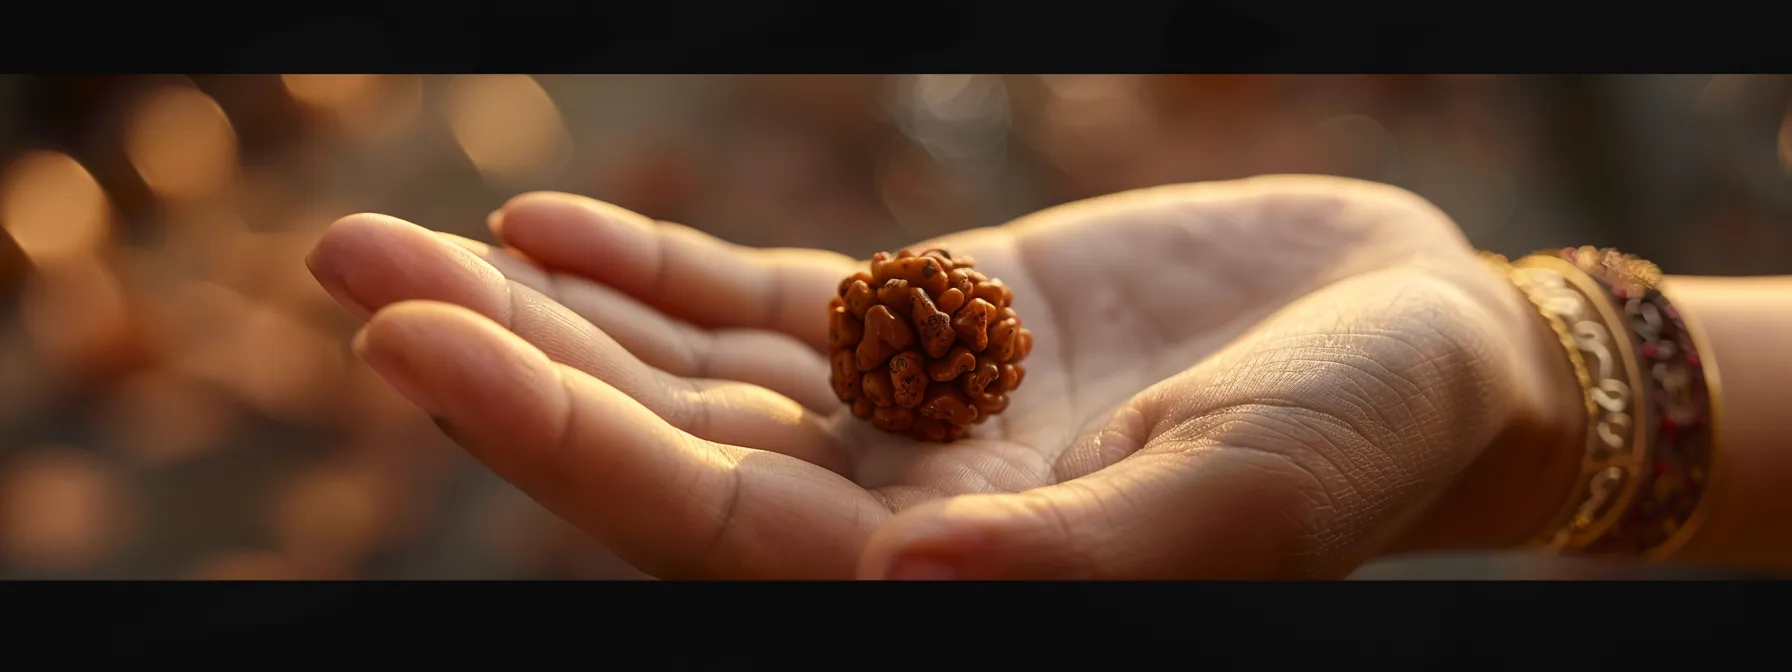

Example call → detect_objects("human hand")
307 175 1581 579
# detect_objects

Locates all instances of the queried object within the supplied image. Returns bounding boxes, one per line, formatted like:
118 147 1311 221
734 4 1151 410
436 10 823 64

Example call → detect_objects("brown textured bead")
890 351 927 409
856 305 914 371
827 300 863 349
945 268 975 299
861 369 896 406
827 248 1032 443
873 406 916 432
952 298 995 351
837 271 874 300
936 287 967 315
919 384 979 427
928 346 977 382
829 350 859 402
877 279 915 315
843 279 876 319
910 288 955 358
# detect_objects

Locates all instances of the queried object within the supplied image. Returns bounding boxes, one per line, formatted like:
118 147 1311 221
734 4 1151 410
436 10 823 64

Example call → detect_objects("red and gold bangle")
1483 247 1720 558
1555 246 1722 559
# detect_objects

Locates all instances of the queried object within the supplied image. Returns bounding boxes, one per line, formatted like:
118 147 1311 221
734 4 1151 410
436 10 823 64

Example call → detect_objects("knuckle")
672 381 717 437
522 365 585 496
660 440 743 580
699 452 746 554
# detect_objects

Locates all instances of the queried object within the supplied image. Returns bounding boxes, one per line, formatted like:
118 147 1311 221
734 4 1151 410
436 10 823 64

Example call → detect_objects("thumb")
859 265 1557 580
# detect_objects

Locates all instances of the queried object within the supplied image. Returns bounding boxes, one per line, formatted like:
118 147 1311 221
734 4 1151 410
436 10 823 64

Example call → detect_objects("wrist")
1380 262 1586 555
1649 276 1792 570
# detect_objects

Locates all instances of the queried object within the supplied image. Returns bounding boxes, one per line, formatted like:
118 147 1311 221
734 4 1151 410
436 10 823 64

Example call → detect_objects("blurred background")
0 74 1788 580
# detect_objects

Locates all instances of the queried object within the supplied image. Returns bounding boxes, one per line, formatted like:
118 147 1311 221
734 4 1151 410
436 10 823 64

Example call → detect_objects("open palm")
310 175 1483 579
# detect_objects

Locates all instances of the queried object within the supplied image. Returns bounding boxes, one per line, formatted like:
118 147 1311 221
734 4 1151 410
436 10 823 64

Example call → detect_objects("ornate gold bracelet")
1485 247 1722 559
1556 246 1722 558
1483 251 1647 552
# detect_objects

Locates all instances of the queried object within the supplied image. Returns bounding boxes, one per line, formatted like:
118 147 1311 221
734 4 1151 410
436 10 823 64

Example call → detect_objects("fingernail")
352 327 447 416
883 556 958 581
486 210 506 236
307 251 375 320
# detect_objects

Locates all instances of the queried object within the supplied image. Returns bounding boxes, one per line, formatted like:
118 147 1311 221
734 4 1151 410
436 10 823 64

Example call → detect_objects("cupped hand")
307 175 1579 580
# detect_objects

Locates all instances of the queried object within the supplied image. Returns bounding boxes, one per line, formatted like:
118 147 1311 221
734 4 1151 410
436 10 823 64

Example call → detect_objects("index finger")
491 192 860 351
354 300 886 578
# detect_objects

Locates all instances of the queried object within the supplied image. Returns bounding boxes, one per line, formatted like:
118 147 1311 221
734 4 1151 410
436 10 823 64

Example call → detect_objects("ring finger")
439 233 840 414
308 213 848 473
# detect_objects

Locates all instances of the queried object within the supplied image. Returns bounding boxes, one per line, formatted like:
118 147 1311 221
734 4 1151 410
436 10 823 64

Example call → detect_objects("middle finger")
309 214 848 474
440 233 840 414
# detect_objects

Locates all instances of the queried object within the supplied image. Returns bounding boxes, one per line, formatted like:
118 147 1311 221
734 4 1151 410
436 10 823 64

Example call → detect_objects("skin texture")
308 175 1587 580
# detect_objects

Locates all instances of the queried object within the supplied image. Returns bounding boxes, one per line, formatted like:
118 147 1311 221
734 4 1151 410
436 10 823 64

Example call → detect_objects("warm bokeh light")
0 150 111 263
1315 114 1402 182
231 304 346 421
183 227 328 304
282 74 381 109
0 328 55 438
1778 105 1791 174
151 279 254 370
445 75 572 183
259 229 342 322
170 299 345 423
21 255 136 379
1039 74 1144 102
0 447 124 572
0 74 1776 582
187 550 304 580
876 141 964 239
124 85 239 201
1028 75 1158 178
97 368 240 465
148 203 255 288
337 358 430 431
353 74 422 140
273 464 391 577
284 74 422 142
899 75 1011 164
912 75 980 115
1698 74 1746 116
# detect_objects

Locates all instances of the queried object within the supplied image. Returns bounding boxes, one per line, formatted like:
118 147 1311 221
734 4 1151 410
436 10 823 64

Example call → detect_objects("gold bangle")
1485 252 1650 552
1478 252 1597 426
1553 247 1721 558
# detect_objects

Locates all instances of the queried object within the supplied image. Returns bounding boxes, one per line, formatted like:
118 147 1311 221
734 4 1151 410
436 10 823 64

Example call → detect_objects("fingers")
307 214 845 473
859 267 1525 579
490 192 860 350
353 301 884 578
438 233 839 414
